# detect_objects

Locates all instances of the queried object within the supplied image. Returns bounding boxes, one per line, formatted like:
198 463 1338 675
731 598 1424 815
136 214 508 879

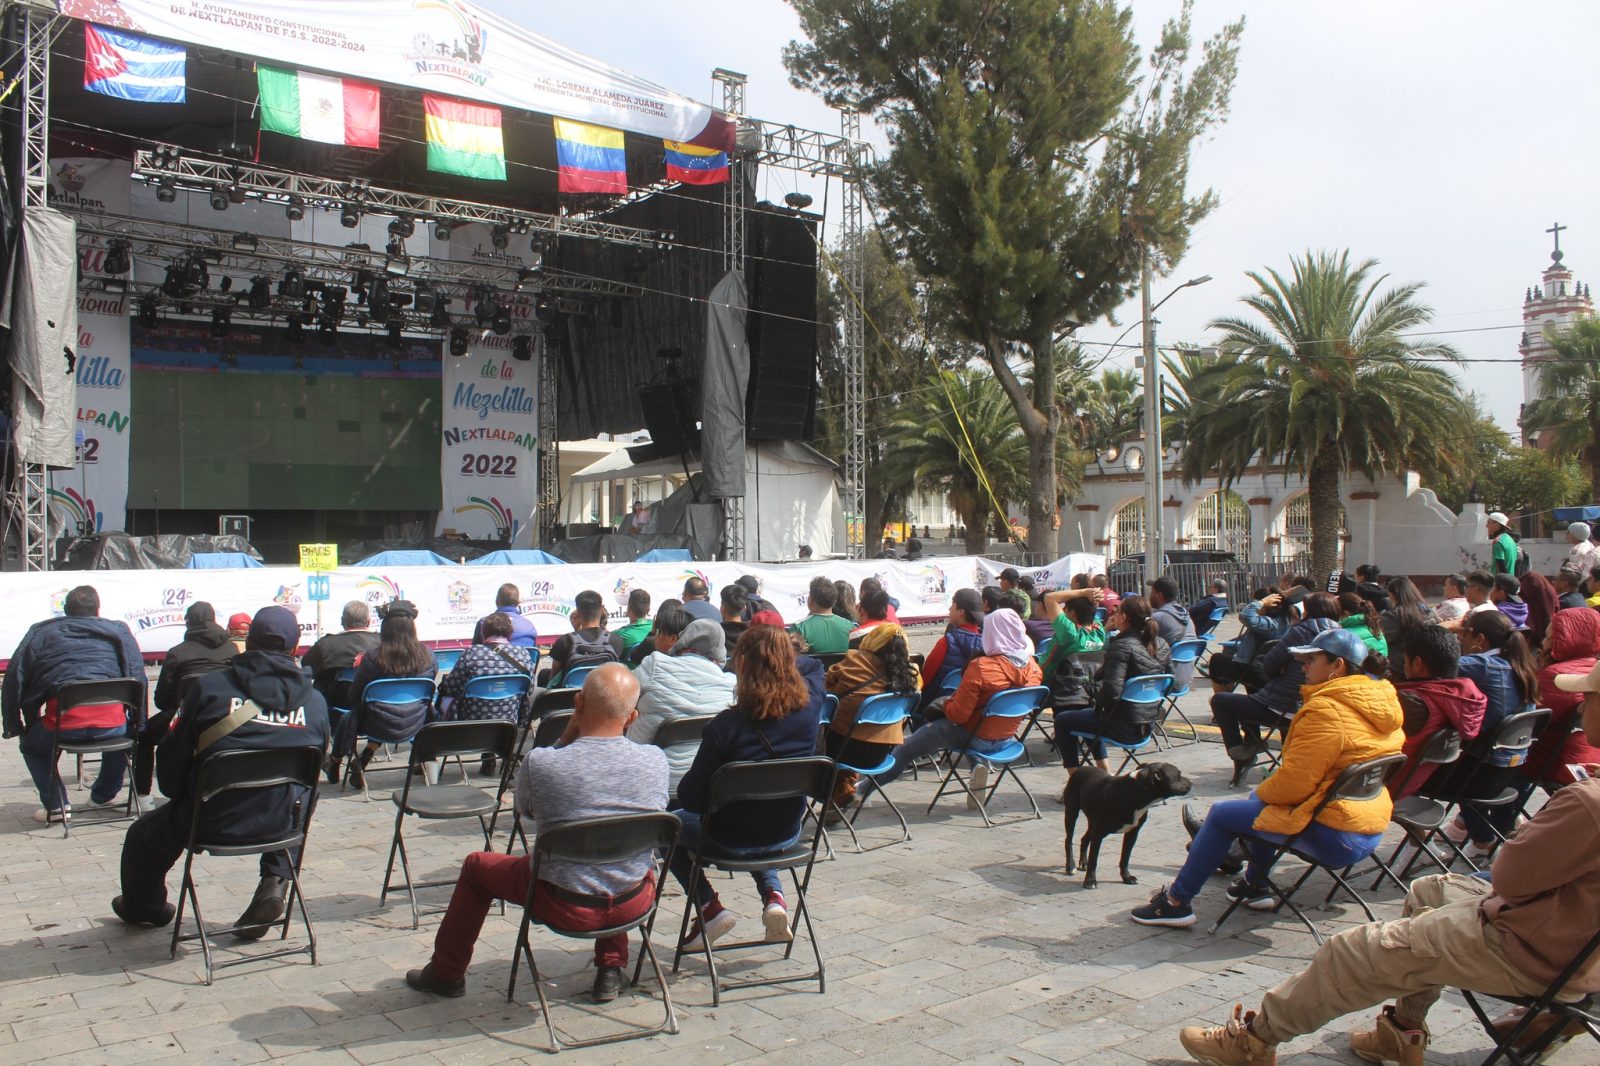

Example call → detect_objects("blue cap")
1288 627 1372 671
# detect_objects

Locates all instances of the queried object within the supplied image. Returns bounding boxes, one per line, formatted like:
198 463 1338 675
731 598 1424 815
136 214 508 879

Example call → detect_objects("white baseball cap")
1487 511 1510 526
1554 661 1600 694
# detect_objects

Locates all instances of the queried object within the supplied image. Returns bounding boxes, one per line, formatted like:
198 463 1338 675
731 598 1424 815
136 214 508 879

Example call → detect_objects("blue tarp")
468 549 568 566
354 550 456 567
1553 506 1600 523
636 548 692 563
187 553 264 569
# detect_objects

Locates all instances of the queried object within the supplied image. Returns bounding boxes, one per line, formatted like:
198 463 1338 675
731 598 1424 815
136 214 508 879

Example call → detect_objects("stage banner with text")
436 337 538 546
48 298 132 534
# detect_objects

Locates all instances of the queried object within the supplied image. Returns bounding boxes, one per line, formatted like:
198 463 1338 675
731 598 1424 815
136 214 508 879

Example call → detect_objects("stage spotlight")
491 309 512 336
248 276 272 310
386 317 404 349
136 298 159 329
491 224 509 251
285 194 305 222
784 191 814 210
279 267 305 299
340 201 361 228
301 294 318 317
367 274 390 309
228 184 248 205
150 144 181 169
449 327 469 357
232 231 259 250
511 335 533 361
429 296 452 328
155 179 177 203
411 282 436 315
219 276 234 292
388 215 415 239
472 287 495 326
210 306 231 338
509 219 531 236
433 220 452 241
102 239 130 275
209 187 230 211
318 315 338 346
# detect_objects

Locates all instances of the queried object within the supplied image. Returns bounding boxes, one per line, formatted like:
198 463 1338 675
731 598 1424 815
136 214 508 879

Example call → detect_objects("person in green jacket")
610 588 655 662
1486 511 1518 575
1337 592 1388 656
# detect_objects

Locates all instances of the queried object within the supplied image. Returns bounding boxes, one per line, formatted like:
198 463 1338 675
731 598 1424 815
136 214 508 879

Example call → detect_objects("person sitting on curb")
405 665 668 1004
1173 655 1600 1066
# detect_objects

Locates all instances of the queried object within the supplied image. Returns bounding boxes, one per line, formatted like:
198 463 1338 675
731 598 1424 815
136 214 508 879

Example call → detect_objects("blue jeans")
19 720 128 810
1171 795 1382 904
1052 707 1105 766
857 717 1015 795
668 809 798 906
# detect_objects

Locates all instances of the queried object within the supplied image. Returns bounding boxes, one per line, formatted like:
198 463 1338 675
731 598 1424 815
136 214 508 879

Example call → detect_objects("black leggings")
1210 692 1287 751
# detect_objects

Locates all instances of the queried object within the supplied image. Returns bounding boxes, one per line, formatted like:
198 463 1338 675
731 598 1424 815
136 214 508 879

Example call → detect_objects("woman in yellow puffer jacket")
1131 627 1405 928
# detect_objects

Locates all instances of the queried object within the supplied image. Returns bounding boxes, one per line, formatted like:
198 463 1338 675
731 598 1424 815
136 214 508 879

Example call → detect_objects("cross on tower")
1547 221 1566 263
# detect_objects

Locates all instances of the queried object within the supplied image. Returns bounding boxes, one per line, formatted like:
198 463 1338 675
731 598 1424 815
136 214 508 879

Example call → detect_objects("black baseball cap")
248 605 300 652
379 598 418 620
999 567 1020 582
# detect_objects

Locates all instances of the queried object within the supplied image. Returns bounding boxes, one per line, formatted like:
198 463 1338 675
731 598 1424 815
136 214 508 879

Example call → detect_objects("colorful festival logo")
918 564 948 602
447 580 472 614
407 1 490 87
49 587 71 617
611 575 634 606
47 487 101 534
357 575 405 607
273 584 304 615
454 496 518 542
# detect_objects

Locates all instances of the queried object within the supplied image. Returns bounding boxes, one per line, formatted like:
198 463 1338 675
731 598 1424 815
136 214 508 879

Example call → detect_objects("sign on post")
307 574 331 602
299 543 337 571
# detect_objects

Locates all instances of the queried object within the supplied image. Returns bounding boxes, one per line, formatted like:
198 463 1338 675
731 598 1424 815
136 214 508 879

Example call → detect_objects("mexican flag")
257 64 380 149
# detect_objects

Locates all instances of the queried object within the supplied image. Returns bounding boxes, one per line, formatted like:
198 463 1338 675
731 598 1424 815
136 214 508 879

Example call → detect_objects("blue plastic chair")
1068 674 1173 773
1094 607 1109 625
434 648 465 675
1157 641 1209 747
926 685 1049 827
1036 637 1054 663
560 663 599 689
348 676 438 797
328 666 358 732
828 692 918 851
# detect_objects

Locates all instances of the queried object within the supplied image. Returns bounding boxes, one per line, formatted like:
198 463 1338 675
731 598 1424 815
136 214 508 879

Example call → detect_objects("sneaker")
680 904 736 952
84 794 122 810
405 963 466 998
591 965 625 1003
1226 877 1276 911
967 763 990 810
762 897 792 943
33 806 69 824
1178 1003 1277 1065
1225 742 1267 763
1441 814 1470 845
1349 1005 1427 1066
1130 885 1198 928
111 895 176 928
233 876 288 941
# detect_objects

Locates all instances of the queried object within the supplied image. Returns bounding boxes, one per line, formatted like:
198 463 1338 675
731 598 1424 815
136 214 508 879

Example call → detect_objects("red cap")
227 612 252 633
749 609 786 628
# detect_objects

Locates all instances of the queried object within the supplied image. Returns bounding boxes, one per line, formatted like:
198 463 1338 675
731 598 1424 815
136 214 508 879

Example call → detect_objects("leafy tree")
1477 447 1588 532
1428 398 1512 513
1523 317 1600 502
785 0 1244 558
1059 348 1143 455
1178 250 1473 573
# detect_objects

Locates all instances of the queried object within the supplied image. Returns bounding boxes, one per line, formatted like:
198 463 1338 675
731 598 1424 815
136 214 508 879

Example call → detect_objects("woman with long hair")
1337 591 1388 655
1055 596 1172 769
832 580 859 625
328 605 436 788
1518 570 1560 647
823 623 920 807
670 622 827 950
1380 576 1438 670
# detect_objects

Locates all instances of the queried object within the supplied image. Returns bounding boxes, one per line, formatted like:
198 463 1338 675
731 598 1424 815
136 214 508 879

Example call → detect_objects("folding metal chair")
343 676 438 798
508 813 682 1053
326 667 357 735
433 647 465 674
1208 752 1407 944
1435 708 1551 861
1158 641 1208 747
1461 926 1600 1066
670 756 834 1006
444 672 532 781
169 746 323 985
823 692 918 852
380 720 516 928
500 711 576 853
1066 674 1172 774
1357 728 1464 892
560 663 599 688
652 715 713 751
48 678 145 837
927 685 1049 827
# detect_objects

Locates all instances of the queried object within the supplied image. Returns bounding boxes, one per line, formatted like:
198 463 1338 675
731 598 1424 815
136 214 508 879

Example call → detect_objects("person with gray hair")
628 618 736 786
301 600 381 723
1189 577 1231 636
1567 521 1598 573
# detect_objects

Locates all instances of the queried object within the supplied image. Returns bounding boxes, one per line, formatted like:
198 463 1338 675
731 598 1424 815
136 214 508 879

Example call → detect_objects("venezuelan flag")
423 93 506 181
553 118 627 194
664 140 729 186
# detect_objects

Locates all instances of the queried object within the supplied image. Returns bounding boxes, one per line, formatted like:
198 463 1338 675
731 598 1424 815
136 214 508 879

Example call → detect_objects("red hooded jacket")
1530 608 1600 784
1394 676 1487 797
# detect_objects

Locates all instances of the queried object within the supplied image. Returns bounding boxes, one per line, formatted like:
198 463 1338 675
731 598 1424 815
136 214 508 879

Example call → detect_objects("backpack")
564 628 618 675
1513 545 1531 578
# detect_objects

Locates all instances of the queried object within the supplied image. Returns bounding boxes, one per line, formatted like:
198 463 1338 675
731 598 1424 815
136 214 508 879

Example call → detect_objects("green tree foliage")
1523 318 1600 502
1059 348 1143 455
1428 399 1512 513
1178 250 1473 574
785 0 1243 556
1477 448 1589 531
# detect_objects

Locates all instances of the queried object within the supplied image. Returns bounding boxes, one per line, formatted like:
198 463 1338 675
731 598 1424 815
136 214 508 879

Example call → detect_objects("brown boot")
1349 1005 1427 1066
1490 1005 1585 1049
1178 1004 1276 1065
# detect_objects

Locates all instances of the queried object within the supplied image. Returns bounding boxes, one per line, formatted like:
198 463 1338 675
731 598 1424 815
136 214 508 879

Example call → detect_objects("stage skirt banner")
57 0 730 144
0 553 1104 661
436 336 538 546
48 298 132 536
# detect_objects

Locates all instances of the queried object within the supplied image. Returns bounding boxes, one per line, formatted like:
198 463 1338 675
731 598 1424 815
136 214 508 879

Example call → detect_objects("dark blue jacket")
936 627 985 687
343 647 438 748
2 615 146 737
1233 600 1290 665
473 606 537 649
1254 617 1339 715
675 655 825 848
159 651 329 844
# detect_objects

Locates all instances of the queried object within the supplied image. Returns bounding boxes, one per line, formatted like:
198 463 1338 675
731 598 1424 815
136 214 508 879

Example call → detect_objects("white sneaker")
967 764 990 810
679 907 737 953
762 900 792 942
33 806 69 824
1442 814 1470 845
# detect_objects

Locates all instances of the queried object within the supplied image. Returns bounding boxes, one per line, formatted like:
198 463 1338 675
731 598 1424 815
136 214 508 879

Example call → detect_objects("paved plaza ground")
0 651 1587 1065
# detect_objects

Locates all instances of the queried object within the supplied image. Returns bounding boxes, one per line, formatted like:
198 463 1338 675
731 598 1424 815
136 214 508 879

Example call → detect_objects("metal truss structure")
713 68 748 561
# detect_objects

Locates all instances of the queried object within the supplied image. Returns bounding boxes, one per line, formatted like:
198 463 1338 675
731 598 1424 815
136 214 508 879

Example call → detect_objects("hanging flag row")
80 23 731 190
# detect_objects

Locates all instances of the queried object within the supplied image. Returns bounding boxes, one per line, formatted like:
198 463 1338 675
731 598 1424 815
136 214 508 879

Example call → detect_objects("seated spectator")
858 577 900 623
1069 574 1090 591
1380 576 1440 658
791 576 852 655
680 576 720 624
796 544 813 561
1434 573 1470 622
1520 570 1559 647
628 618 736 788
735 574 777 621
1392 626 1485 798
405 666 668 1004
1188 579 1230 635
980 586 1005 615
1443 570 1498 633
547 590 617 686
1056 596 1172 769
301 601 380 716
1148 578 1197 686
1173 671 1600 1066
438 612 534 775
1490 574 1529 630
832 580 859 625
2 585 146 822
903 538 924 561
1587 565 1600 608
1090 574 1121 609
1039 589 1107 719
1355 564 1392 612
1338 591 1388 655
1566 520 1598 572
113 607 328 935
326 601 436 788
628 598 682 668
1212 591 1341 782
1523 607 1600 789
1134 628 1402 929
1013 576 1054 648
997 567 1020 591
920 589 985 703
824 622 920 808
226 612 252 655
719 584 750 658
848 584 896 645
472 583 537 648
138 601 235 797
1280 573 1318 594
671 624 827 950
609 588 654 660
1207 587 1297 692
855 609 1044 806
1555 566 1588 610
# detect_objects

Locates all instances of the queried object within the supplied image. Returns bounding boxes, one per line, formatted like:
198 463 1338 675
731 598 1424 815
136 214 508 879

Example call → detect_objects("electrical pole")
1141 248 1162 586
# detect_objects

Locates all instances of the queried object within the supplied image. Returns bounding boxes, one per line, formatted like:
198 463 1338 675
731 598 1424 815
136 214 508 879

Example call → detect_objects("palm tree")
879 369 1031 555
1179 251 1472 573
1523 318 1600 501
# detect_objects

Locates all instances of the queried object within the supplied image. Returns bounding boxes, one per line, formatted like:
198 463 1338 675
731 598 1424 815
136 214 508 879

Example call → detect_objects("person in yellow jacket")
1132 627 1404 928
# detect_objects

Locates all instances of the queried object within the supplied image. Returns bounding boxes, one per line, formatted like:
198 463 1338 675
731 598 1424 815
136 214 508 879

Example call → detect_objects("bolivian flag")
664 140 729 186
553 118 627 194
423 94 506 181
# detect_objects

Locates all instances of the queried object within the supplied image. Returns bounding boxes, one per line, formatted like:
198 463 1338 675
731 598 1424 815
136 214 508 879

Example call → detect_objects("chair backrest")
978 685 1050 721
532 812 681 869
819 693 839 726
193 745 325 804
1036 637 1054 660
434 648 464 674
1209 605 1228 623
55 677 143 715
462 672 532 702
1321 753 1409 809
653 715 712 749
410 719 516 763
1414 726 1462 766
705 756 836 816
532 710 573 749
362 676 437 706
1169 639 1208 665
1486 706 1550 757
938 672 962 695
561 663 598 688
528 687 579 719
854 691 918 727
1119 674 1175 705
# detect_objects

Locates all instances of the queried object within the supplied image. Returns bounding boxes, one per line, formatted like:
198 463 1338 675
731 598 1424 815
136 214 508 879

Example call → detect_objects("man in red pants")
406 664 669 1003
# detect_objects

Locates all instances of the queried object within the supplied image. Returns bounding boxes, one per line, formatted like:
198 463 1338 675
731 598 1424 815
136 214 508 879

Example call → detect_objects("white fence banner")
436 336 538 546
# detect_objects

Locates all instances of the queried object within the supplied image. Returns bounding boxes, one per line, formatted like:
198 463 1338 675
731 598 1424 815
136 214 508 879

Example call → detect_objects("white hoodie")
626 650 737 786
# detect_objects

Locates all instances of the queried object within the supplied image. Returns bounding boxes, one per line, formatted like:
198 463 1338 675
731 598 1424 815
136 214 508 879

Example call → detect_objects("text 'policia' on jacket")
158 650 330 844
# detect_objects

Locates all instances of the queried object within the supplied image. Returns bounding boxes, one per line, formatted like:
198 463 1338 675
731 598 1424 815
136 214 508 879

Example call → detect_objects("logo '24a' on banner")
437 337 538 546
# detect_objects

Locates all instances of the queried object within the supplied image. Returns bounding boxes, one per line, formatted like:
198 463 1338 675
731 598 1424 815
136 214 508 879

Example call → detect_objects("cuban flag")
84 24 186 104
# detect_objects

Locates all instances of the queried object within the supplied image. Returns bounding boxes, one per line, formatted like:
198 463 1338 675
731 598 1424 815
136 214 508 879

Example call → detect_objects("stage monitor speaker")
747 210 819 442
219 515 251 539
637 379 700 455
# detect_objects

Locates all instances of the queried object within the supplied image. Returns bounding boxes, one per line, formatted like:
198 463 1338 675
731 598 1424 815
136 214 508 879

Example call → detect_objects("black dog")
1062 762 1192 888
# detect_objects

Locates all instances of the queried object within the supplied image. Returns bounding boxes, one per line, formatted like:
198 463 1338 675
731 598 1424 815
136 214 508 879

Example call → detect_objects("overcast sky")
482 0 1600 434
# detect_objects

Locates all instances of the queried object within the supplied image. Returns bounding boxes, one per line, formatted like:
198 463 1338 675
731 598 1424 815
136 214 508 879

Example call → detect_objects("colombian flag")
664 140 729 186
553 119 627 195
423 94 506 181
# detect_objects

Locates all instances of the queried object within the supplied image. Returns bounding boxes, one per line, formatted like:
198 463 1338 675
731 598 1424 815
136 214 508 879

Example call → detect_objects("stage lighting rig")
511 335 533 361
388 215 415 239
102 239 130 275
449 327 469 357
136 298 159 329
433 221 452 241
210 306 231 338
248 276 273 310
285 194 306 222
318 315 338 345
231 232 259 250
340 200 362 228
279 267 305 299
429 295 452 328
491 308 513 336
490 224 509 250
209 186 230 211
155 179 177 203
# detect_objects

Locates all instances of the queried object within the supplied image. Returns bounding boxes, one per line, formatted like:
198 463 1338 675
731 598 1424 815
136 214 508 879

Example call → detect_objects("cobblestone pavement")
0 663 1587 1065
